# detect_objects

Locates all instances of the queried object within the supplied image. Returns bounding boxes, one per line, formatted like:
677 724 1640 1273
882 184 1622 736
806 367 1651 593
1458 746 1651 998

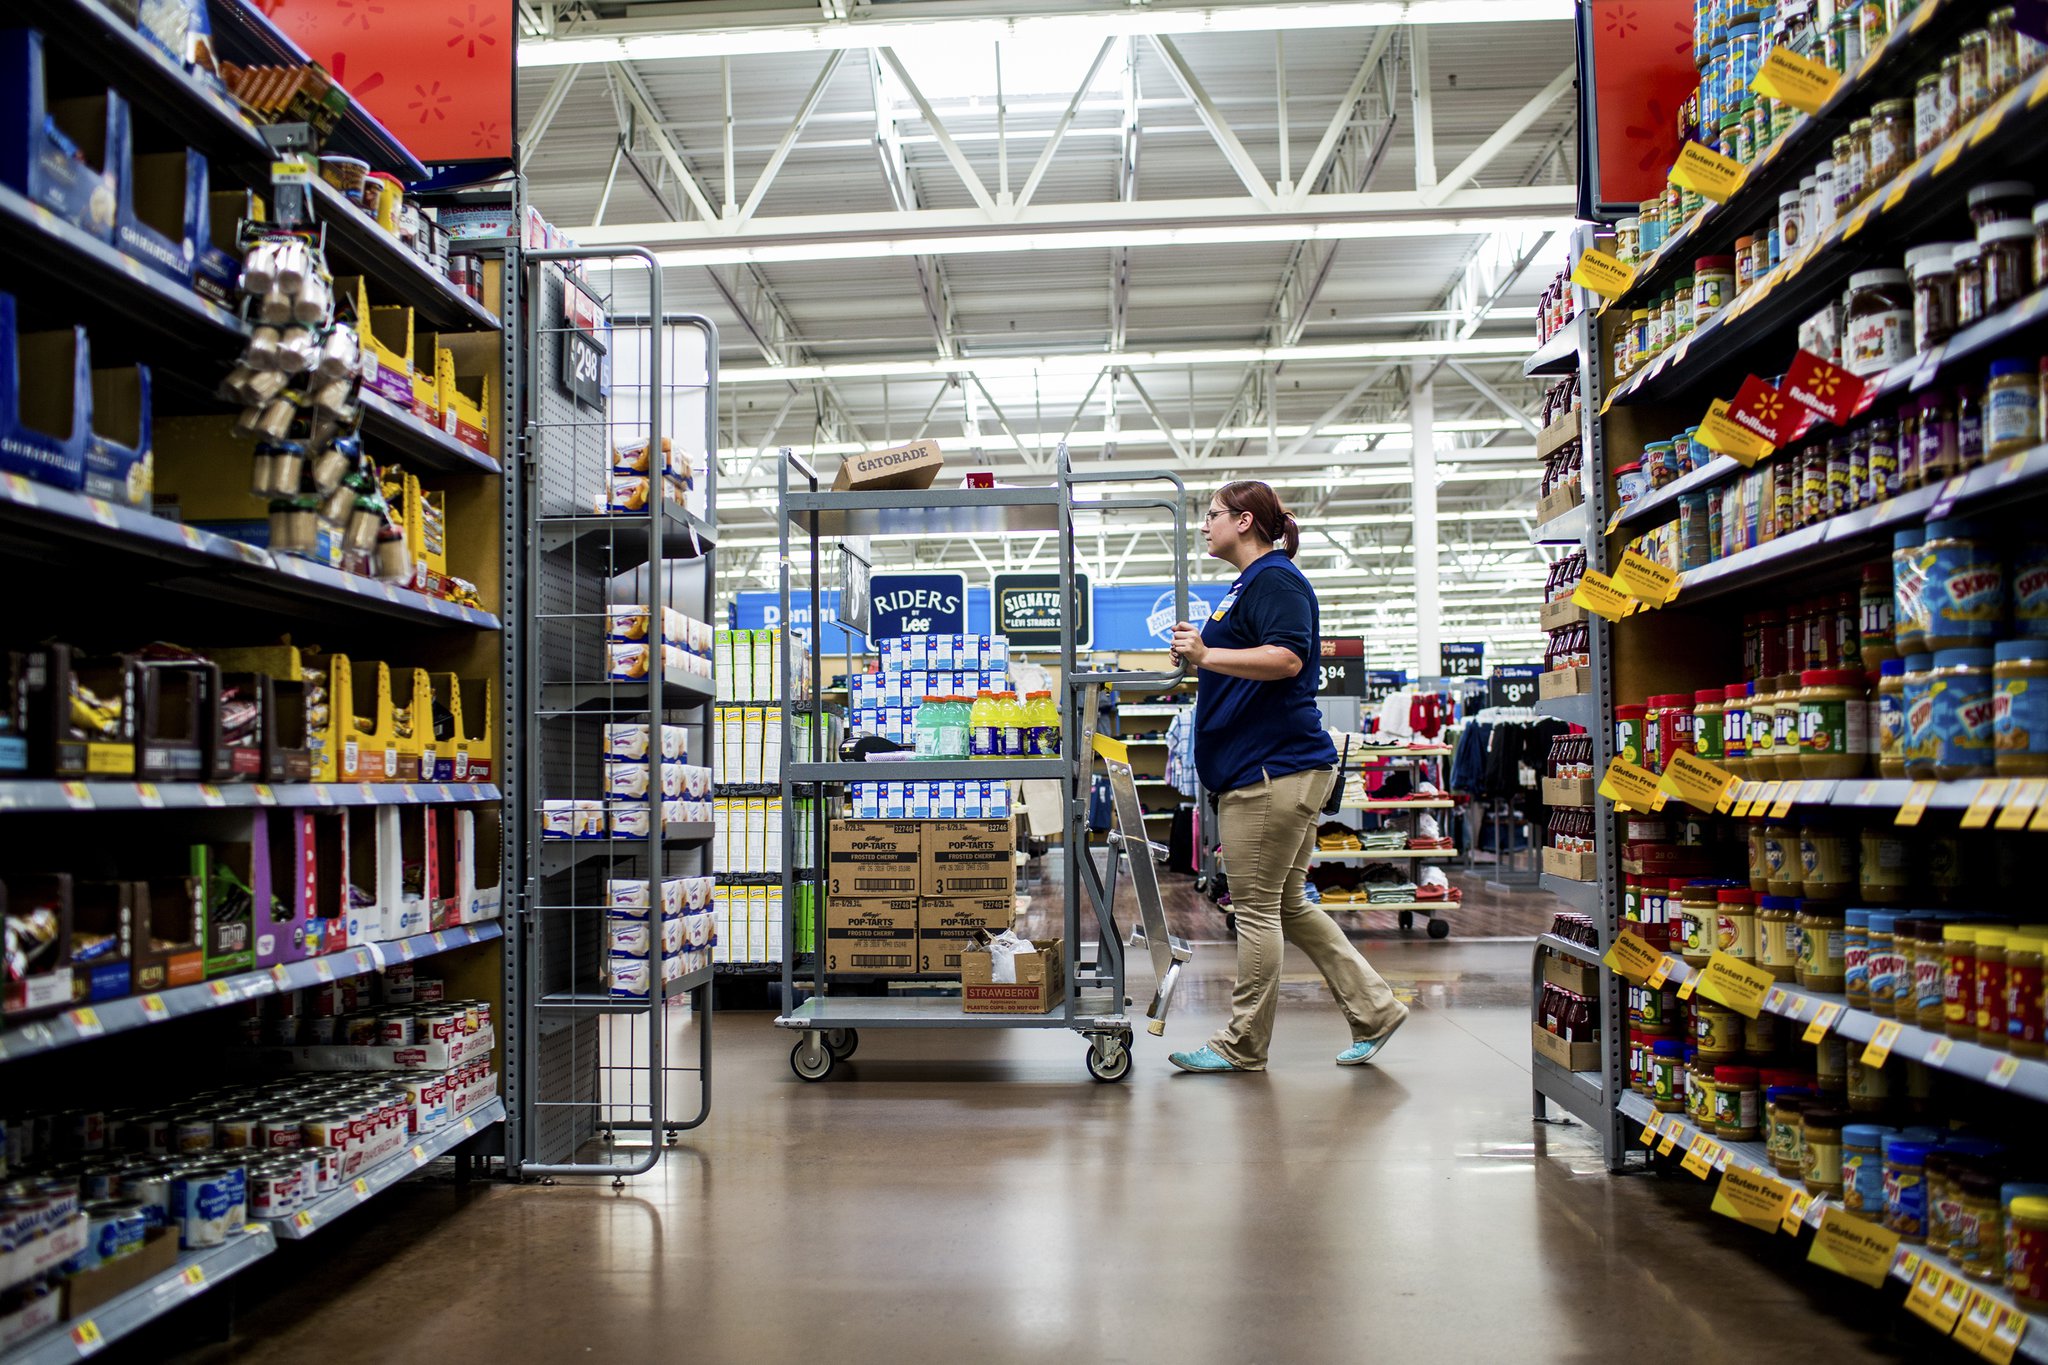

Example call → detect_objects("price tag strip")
1863 1020 1904 1067
1803 1002 1842 1043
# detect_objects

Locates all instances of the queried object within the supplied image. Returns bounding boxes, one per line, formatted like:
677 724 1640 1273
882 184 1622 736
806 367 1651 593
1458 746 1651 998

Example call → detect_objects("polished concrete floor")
152 877 1927 1365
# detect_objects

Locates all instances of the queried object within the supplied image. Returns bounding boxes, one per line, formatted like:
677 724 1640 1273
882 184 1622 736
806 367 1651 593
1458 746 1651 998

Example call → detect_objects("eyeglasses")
1203 508 1239 523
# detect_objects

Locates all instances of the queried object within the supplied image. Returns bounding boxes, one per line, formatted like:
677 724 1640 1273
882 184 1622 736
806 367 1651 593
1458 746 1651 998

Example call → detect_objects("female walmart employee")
1165 481 1409 1073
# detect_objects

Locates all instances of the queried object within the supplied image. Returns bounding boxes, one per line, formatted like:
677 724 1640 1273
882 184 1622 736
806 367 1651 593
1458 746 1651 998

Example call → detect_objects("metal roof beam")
739 51 847 222
570 185 1576 262
878 48 999 216
1422 65 1575 205
610 63 721 223
1148 35 1275 207
521 1 1575 65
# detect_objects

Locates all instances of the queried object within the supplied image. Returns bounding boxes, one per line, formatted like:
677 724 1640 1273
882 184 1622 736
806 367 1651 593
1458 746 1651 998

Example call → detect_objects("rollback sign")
869 573 967 639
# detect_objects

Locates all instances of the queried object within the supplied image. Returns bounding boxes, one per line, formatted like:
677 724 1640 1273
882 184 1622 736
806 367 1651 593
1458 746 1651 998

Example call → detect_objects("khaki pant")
1209 765 1407 1070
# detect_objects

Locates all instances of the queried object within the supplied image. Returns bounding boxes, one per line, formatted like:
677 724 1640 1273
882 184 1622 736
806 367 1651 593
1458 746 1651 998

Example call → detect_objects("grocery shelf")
1617 1090 2048 1362
1536 409 1580 460
1605 65 2048 410
1612 456 1743 532
540 675 717 713
537 505 717 570
271 1098 506 1241
209 0 429 181
1539 873 1605 916
252 556 502 631
778 989 1121 1030
788 758 1068 782
1725 774 2019 815
1112 705 1188 718
6 1225 277 1365
1309 848 1449 860
1615 1090 1818 1216
1337 799 1455 811
1321 899 1457 913
1531 499 1589 547
1611 287 2048 537
1534 692 1596 727
0 472 503 630
1649 950 2048 1104
539 965 714 1010
0 923 503 1063
1532 1053 1607 1128
311 179 500 332
1537 932 1602 966
1667 446 2048 605
0 781 499 814
537 823 716 876
784 486 1063 538
357 391 502 476
17 0 272 171
0 182 246 363
1599 0 1992 318
1524 326 1580 377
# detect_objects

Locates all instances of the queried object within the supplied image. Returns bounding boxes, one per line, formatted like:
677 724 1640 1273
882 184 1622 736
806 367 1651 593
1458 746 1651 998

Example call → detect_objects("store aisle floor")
166 922 1909 1365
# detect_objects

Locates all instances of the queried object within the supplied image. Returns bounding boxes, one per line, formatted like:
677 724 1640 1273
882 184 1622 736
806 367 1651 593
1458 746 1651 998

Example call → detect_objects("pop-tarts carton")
928 635 957 670
909 782 934 819
877 782 907 819
933 782 959 819
880 638 909 666
847 782 878 819
907 635 932 669
986 635 1010 668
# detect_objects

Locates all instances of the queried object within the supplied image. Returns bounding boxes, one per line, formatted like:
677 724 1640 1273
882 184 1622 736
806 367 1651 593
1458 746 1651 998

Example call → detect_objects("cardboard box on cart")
826 819 920 898
962 937 1065 1014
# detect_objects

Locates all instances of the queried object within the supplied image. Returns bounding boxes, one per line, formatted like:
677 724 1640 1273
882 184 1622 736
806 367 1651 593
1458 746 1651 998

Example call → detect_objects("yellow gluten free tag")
1599 757 1668 812
1713 1164 1796 1232
1697 950 1777 1018
1570 247 1636 300
1660 749 1741 812
1698 399 1777 465
1808 1206 1903 1287
1749 44 1842 113
1669 140 1747 202
1615 549 1681 606
1603 929 1665 983
1573 568 1640 622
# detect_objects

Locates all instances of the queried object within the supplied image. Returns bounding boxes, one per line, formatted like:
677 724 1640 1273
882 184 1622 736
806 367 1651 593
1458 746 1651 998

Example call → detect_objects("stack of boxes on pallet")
824 821 1018 980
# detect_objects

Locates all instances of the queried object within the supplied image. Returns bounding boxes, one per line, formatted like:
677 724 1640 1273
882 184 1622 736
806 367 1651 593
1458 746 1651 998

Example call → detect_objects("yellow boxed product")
743 705 765 784
390 668 434 781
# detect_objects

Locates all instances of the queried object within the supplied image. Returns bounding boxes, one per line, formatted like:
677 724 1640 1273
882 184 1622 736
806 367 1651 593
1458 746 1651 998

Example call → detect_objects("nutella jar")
1846 269 1912 376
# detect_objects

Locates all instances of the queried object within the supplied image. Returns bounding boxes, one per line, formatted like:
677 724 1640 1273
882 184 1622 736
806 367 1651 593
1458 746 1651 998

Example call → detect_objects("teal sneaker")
1337 1010 1409 1066
1168 1044 1242 1073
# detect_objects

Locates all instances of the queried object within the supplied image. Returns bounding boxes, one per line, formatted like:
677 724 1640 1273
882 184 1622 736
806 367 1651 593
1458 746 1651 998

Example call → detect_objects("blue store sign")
868 573 967 638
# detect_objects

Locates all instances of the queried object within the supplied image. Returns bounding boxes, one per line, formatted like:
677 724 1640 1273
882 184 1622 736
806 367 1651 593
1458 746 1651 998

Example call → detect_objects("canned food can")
376 1014 417 1045
304 1015 339 1044
101 1198 147 1258
384 963 416 1004
124 1167 173 1229
303 1114 349 1150
257 1116 303 1149
212 1160 248 1231
308 982 342 1016
78 1164 118 1202
414 979 446 1004
215 1115 260 1150
422 1011 460 1043
248 1165 288 1220
265 1016 300 1046
313 1146 341 1193
171 1117 214 1154
345 1015 381 1046
67 1201 121 1272
67 1110 106 1154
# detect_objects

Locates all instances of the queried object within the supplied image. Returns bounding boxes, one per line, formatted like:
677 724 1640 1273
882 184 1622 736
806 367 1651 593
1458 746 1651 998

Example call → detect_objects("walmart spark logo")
1750 389 1784 424
1807 363 1843 397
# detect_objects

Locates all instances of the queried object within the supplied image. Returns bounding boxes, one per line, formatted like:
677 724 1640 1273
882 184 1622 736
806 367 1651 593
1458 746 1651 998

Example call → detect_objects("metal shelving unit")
518 247 718 1182
1525 228 1624 1169
773 446 1190 1082
0 12 521 1351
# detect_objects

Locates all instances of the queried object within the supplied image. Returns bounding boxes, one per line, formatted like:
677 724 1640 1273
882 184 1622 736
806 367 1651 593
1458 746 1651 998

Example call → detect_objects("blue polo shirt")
1193 551 1337 794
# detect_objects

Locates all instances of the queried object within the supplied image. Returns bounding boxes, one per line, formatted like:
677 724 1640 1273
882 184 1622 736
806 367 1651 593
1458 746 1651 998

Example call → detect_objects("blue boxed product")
0 291 89 490
0 30 122 240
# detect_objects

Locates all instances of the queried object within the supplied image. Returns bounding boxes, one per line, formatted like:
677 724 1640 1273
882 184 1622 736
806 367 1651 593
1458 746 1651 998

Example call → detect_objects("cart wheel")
1427 916 1451 940
1194 874 1210 893
823 1028 859 1060
1397 911 1414 931
1086 1038 1132 1083
1224 912 1238 940
790 1036 836 1081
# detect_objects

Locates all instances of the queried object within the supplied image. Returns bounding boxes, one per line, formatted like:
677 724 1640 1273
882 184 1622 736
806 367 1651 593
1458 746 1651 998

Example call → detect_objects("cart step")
1094 732 1193 1033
